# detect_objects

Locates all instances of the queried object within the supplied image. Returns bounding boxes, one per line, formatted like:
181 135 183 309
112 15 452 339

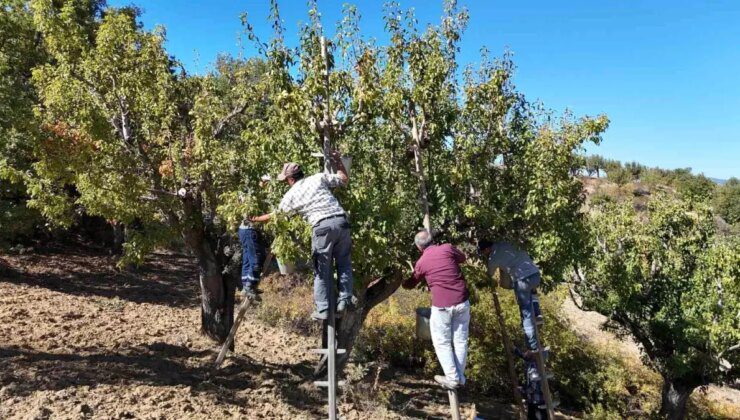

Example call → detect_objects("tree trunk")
180 197 235 344
112 221 125 254
196 247 235 343
411 121 431 234
659 379 695 420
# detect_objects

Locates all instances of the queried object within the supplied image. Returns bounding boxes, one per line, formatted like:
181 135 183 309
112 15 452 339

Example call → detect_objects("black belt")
313 214 346 227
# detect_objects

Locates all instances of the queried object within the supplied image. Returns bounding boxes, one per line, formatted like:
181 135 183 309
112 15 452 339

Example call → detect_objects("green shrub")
257 269 735 418
0 181 43 247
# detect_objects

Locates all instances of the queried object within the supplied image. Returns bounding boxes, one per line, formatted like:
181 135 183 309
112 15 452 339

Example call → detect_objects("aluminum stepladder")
522 291 558 420
312 286 345 420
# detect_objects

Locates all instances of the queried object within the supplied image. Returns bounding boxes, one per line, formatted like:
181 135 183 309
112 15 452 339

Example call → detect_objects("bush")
0 181 44 247
714 178 740 225
257 268 731 418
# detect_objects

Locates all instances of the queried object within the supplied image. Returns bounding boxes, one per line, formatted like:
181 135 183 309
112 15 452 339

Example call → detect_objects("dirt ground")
0 245 520 420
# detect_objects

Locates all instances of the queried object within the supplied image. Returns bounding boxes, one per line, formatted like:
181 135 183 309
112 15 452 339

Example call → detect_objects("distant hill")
710 177 728 185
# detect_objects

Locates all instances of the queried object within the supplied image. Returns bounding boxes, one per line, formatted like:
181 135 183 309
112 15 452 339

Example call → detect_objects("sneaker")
434 375 459 390
311 309 328 321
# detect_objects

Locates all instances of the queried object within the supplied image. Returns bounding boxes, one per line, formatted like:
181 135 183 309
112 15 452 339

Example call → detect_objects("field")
0 245 526 419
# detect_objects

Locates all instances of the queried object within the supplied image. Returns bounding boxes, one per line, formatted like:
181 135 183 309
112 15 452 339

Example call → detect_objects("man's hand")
250 213 272 223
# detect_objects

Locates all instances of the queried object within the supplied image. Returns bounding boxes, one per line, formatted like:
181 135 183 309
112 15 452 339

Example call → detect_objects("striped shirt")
278 173 346 226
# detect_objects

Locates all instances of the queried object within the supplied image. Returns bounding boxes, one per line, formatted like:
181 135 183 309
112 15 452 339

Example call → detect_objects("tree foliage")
713 177 739 225
7 0 608 363
576 195 739 418
0 0 48 243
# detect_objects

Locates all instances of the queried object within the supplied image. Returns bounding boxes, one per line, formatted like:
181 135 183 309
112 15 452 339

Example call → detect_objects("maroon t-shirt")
403 243 469 307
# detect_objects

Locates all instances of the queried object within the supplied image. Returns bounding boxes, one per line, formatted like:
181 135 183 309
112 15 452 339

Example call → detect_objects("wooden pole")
531 293 556 420
320 35 338 420
213 249 274 369
213 294 252 369
491 270 526 419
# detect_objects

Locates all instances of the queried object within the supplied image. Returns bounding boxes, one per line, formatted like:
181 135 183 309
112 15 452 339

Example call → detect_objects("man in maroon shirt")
403 230 470 389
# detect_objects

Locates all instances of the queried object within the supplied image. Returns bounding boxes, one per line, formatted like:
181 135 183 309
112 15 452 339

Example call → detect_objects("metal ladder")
312 291 345 420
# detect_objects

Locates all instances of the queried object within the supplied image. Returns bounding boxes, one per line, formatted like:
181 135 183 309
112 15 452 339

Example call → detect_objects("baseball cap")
277 162 301 181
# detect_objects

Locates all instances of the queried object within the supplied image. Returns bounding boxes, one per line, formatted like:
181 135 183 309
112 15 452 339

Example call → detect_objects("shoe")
311 310 328 321
434 375 459 390
336 299 354 317
242 284 261 301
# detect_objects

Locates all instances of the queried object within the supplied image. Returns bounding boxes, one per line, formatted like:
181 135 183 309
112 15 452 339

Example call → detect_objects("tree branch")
213 102 248 139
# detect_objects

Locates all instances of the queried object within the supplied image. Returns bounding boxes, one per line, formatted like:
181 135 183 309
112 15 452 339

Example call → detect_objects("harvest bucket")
277 260 296 275
415 307 432 341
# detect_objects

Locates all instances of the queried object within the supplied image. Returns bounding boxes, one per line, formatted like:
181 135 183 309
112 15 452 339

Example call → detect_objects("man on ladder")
238 176 271 301
478 240 556 420
250 152 353 320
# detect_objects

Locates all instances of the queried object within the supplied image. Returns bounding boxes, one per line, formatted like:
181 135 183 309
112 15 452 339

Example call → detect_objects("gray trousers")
311 216 353 312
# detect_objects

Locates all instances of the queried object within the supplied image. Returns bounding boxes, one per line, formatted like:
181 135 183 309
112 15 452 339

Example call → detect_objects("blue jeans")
238 226 266 288
311 216 353 312
514 273 541 351
515 273 545 404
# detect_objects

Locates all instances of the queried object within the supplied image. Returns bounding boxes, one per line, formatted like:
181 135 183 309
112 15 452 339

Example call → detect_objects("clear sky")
109 0 739 179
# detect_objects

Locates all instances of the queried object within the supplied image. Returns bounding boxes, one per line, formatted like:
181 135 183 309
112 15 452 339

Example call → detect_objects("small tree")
576 195 740 419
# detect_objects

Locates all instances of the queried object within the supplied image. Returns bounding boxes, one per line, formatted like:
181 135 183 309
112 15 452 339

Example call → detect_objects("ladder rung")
314 380 347 387
310 348 347 355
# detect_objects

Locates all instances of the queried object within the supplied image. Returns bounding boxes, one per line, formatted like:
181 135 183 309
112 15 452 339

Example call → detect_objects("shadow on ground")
0 342 325 415
0 245 198 308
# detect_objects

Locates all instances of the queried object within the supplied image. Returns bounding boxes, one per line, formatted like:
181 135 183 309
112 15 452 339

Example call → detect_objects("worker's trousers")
311 216 353 313
514 273 541 351
430 299 470 385
238 225 266 288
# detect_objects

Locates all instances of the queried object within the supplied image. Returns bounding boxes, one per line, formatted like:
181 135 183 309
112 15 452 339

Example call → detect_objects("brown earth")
0 246 522 419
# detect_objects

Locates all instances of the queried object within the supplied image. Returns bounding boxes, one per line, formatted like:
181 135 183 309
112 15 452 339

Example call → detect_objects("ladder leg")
327 285 337 420
213 296 251 369
530 292 555 420
447 389 461 420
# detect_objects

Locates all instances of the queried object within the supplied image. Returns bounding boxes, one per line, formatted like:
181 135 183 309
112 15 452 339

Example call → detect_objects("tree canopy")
576 195 739 419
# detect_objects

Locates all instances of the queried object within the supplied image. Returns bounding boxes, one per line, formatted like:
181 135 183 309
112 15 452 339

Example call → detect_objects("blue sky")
109 0 740 179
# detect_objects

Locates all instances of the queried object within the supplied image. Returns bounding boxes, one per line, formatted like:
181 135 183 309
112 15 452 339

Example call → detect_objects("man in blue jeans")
238 220 267 300
251 151 353 320
478 240 545 411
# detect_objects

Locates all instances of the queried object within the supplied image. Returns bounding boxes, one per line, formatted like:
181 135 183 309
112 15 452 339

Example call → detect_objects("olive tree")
575 196 739 419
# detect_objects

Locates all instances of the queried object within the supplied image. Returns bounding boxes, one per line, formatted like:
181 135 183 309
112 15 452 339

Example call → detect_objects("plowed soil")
0 245 505 419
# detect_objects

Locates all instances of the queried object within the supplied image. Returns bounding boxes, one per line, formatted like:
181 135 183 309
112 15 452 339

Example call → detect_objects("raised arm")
250 213 273 223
